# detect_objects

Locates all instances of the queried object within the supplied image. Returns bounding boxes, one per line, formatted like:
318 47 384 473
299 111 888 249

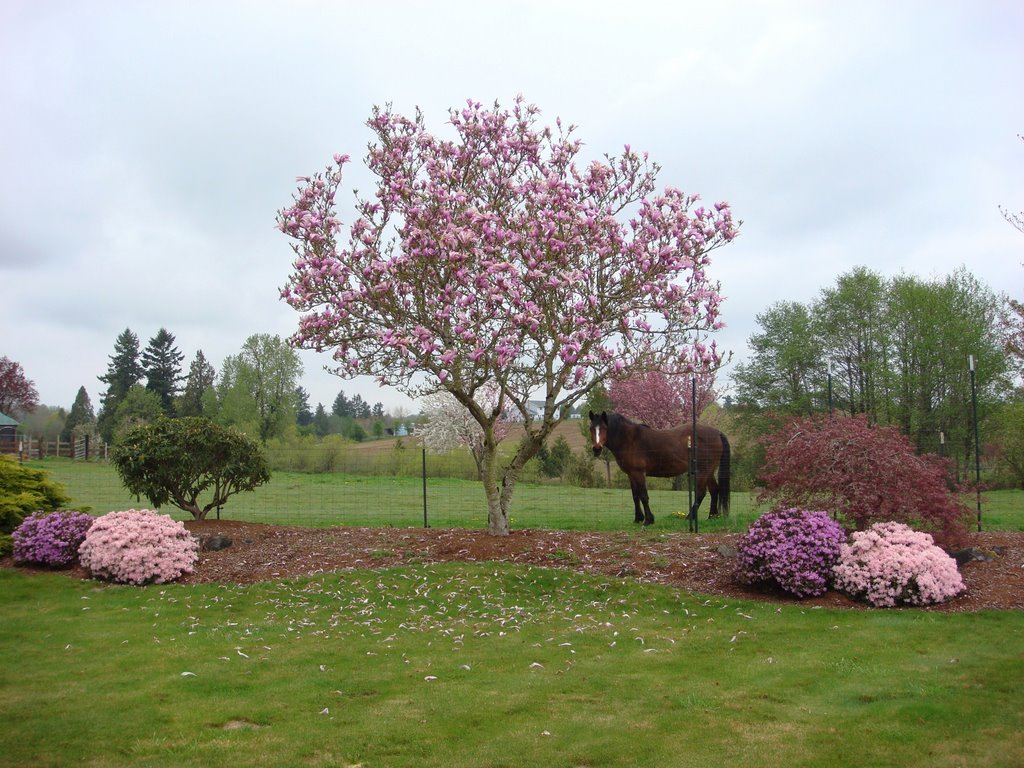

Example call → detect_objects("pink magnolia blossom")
278 97 738 535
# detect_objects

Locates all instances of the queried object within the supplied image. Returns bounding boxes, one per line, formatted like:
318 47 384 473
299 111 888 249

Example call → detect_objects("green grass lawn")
1 565 1021 768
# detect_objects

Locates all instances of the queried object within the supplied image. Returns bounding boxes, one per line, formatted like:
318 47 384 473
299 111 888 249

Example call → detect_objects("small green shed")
0 412 19 453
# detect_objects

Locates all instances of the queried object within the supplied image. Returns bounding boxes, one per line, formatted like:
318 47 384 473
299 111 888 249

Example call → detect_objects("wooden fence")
0 434 107 461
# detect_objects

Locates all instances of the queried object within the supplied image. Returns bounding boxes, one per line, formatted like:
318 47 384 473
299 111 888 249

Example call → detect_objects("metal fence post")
691 376 698 534
422 447 429 528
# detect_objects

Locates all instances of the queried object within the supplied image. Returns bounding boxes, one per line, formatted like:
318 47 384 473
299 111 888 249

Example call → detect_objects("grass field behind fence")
25 458 763 532
24 458 1024 533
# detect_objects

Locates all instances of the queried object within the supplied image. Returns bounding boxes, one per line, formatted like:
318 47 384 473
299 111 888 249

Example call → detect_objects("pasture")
25 457 1024 533
26 457 767 532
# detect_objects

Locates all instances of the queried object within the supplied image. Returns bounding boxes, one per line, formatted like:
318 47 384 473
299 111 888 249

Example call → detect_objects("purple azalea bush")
78 509 199 585
12 510 95 567
833 522 965 607
736 507 847 598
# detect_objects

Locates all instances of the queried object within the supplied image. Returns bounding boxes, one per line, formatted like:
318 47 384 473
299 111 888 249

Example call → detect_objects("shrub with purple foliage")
78 509 199 585
13 510 96 567
736 507 847 598
833 522 965 607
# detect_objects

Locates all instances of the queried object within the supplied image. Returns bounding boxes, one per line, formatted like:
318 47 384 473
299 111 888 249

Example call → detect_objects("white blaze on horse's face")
592 424 604 456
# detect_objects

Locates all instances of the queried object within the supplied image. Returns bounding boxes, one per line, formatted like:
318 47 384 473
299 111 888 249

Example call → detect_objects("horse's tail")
718 432 731 516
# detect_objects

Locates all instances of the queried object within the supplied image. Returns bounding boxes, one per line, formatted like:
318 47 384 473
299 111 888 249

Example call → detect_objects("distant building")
0 412 19 454
521 402 580 421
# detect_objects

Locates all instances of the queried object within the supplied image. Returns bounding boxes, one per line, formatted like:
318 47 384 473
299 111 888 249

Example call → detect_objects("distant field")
24 457 1024 533
25 457 762 532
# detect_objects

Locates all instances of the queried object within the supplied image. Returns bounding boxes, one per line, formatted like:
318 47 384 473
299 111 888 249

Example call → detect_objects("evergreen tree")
313 403 330 437
61 386 96 440
97 328 144 442
332 389 350 417
372 402 385 419
178 350 216 417
351 393 369 419
141 328 185 414
295 386 314 426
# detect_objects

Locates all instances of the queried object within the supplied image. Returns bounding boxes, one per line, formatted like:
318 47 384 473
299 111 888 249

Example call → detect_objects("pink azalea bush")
78 509 199 585
736 508 847 598
833 522 965 607
13 510 95 567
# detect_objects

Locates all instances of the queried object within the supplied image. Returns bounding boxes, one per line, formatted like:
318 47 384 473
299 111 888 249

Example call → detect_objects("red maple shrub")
757 415 970 547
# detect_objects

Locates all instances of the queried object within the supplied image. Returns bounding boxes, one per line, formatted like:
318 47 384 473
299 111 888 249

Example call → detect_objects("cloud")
1 0 1021 414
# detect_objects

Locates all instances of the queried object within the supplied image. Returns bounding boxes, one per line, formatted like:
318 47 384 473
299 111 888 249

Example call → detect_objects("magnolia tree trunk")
484 484 512 536
479 431 544 536
481 448 510 536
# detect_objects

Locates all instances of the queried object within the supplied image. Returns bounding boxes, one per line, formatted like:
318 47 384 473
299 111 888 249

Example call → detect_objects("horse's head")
589 410 609 457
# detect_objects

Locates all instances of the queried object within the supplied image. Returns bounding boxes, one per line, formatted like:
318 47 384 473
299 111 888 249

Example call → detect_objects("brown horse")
589 411 730 529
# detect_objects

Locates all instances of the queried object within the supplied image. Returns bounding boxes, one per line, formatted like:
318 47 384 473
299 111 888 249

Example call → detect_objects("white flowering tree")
416 384 509 478
278 97 738 535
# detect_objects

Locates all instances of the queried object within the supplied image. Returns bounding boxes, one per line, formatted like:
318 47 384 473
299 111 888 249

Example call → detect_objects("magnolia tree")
608 369 717 429
416 384 509 478
278 97 738 535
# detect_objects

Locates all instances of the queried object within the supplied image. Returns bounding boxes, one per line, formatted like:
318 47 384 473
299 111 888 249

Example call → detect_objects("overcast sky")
2 0 1022 416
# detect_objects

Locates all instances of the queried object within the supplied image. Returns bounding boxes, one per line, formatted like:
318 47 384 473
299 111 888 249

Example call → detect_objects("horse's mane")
610 412 652 431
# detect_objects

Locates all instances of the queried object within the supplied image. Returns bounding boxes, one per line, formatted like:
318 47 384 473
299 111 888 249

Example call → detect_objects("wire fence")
24 448 760 535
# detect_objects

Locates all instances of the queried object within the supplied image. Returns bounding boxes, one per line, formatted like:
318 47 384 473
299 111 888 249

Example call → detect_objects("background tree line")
6 328 406 450
729 265 1019 485
4 263 1021 489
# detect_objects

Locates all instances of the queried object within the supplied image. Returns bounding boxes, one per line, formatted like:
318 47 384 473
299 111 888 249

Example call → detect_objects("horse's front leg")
690 488 706 525
630 473 654 526
629 479 645 524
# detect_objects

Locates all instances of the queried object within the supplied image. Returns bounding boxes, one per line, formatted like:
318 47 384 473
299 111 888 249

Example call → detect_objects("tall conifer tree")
97 328 143 441
178 350 216 417
142 328 184 414
295 386 314 426
61 386 96 440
